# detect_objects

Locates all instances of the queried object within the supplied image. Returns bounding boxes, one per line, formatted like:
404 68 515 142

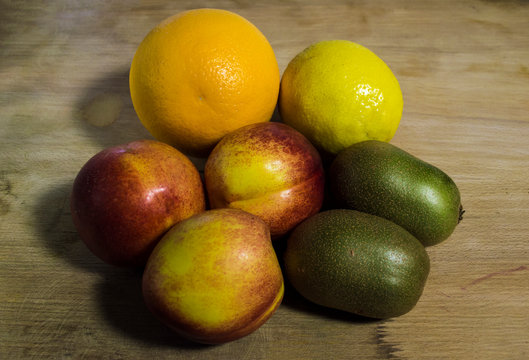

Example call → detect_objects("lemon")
279 40 403 155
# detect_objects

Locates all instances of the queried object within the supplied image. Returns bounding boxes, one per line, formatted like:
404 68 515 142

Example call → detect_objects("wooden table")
1 1 528 359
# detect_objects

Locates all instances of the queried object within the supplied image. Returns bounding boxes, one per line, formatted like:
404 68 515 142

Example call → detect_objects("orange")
129 9 280 157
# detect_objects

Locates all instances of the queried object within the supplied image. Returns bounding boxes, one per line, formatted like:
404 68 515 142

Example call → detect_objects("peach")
204 122 324 238
70 140 205 267
142 208 284 344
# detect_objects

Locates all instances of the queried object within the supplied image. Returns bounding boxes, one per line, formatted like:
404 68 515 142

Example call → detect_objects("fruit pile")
70 9 463 344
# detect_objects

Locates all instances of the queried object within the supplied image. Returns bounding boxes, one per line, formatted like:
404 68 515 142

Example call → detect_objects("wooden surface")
1 0 528 359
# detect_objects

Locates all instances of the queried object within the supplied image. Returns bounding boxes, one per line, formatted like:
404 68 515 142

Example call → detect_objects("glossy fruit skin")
129 9 280 157
142 209 284 344
279 40 403 155
284 209 430 319
70 140 205 267
204 122 325 238
329 140 463 247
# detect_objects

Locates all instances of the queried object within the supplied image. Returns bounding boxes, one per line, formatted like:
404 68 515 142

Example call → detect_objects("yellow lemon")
279 40 403 155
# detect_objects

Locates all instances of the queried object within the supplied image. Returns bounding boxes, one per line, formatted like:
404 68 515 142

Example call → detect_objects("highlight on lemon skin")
279 39 403 156
129 8 280 158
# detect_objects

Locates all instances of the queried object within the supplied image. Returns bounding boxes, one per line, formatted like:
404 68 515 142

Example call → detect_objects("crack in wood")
375 320 402 359
461 265 528 290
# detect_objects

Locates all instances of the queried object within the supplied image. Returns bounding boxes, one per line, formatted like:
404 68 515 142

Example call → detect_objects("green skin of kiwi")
329 140 463 247
284 209 430 319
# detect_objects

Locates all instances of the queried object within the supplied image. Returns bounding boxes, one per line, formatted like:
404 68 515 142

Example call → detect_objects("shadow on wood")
95 267 211 350
32 181 107 273
75 68 153 149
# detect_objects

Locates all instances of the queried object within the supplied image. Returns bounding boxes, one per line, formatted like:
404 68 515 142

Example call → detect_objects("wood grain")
1 0 528 359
